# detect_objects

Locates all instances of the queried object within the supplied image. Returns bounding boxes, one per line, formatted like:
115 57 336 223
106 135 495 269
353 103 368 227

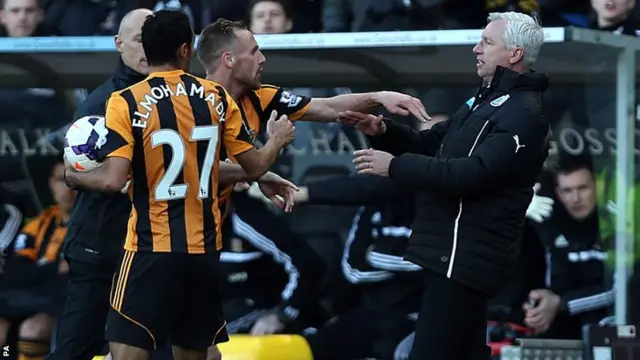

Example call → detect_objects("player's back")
113 70 228 254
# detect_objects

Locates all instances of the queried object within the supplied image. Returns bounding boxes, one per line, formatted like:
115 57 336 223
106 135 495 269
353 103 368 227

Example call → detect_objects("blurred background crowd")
0 0 639 359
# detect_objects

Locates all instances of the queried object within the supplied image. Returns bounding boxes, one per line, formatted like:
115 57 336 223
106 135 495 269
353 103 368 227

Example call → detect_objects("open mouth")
604 1 616 10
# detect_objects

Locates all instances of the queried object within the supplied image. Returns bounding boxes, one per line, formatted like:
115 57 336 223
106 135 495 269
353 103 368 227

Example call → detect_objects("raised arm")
340 111 450 156
221 92 295 179
255 86 429 124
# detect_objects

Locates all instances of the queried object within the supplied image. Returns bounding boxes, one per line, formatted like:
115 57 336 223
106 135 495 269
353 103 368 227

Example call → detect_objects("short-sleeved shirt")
218 86 311 213
101 70 254 253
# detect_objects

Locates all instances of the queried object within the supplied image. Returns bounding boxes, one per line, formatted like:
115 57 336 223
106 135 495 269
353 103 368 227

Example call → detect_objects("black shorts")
105 250 229 351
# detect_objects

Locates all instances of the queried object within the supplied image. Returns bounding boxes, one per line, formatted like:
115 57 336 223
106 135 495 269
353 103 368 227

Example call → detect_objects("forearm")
369 119 429 156
303 93 381 122
65 167 123 193
303 175 404 206
246 141 284 178
219 161 256 186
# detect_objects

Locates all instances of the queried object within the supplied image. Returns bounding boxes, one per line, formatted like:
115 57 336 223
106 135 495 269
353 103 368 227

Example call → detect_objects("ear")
510 47 524 65
285 19 293 33
222 51 235 68
114 34 123 54
178 43 191 59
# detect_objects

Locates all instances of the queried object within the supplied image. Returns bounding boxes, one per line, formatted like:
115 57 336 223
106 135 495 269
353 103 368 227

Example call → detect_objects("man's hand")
523 289 562 333
257 172 299 213
266 110 296 146
206 345 222 360
258 172 299 212
353 149 394 177
337 111 386 136
374 91 430 122
249 313 285 335
233 182 250 192
525 183 554 223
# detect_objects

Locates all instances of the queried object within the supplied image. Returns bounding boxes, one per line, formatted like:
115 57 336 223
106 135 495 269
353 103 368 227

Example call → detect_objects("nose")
473 42 482 54
258 51 266 65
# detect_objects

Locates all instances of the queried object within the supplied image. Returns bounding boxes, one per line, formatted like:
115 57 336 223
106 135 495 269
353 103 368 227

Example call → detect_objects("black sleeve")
306 174 406 206
561 283 613 315
368 118 450 157
559 254 613 315
388 107 549 195
230 208 324 323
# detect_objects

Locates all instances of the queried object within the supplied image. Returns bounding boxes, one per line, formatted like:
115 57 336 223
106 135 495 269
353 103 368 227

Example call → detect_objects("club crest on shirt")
490 94 510 107
279 90 302 108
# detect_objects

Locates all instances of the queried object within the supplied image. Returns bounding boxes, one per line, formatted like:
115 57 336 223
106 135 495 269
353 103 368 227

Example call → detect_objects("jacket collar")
485 66 549 93
113 58 147 88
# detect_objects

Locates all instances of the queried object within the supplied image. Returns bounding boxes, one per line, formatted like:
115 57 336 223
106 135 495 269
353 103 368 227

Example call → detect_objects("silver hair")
487 12 545 67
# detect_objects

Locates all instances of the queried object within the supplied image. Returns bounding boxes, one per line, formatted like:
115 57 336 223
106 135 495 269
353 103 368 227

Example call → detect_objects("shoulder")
255 84 280 97
492 91 548 132
74 79 116 118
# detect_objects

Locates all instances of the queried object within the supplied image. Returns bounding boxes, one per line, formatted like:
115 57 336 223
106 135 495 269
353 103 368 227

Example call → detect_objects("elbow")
246 164 268 180
103 175 127 193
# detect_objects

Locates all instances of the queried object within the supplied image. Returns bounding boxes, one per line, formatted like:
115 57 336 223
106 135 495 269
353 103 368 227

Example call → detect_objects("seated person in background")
590 0 638 35
0 158 76 360
524 155 612 339
0 193 23 277
218 184 325 336
287 174 421 360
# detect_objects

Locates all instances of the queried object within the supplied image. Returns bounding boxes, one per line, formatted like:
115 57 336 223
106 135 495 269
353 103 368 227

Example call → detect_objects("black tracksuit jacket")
370 66 550 295
61 60 146 265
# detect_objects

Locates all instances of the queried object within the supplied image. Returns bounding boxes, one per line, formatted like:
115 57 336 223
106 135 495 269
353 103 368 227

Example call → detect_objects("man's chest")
238 97 264 145
438 94 510 157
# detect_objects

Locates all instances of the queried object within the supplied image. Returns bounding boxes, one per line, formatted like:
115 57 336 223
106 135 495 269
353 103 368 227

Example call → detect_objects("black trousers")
409 270 491 360
47 259 113 360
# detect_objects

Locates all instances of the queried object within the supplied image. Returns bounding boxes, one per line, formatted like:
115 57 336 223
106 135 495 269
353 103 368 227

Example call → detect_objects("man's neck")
207 68 247 101
149 65 181 73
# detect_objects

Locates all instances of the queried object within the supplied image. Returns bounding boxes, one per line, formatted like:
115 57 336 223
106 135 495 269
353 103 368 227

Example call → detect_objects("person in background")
323 0 446 32
524 155 612 339
248 0 293 34
46 9 151 360
0 159 76 360
0 193 22 276
0 0 58 37
218 186 324 337
590 0 638 35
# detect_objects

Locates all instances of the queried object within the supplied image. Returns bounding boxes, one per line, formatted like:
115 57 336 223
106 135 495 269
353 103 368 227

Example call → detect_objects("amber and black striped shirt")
13 206 67 264
102 70 254 253
218 85 311 214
